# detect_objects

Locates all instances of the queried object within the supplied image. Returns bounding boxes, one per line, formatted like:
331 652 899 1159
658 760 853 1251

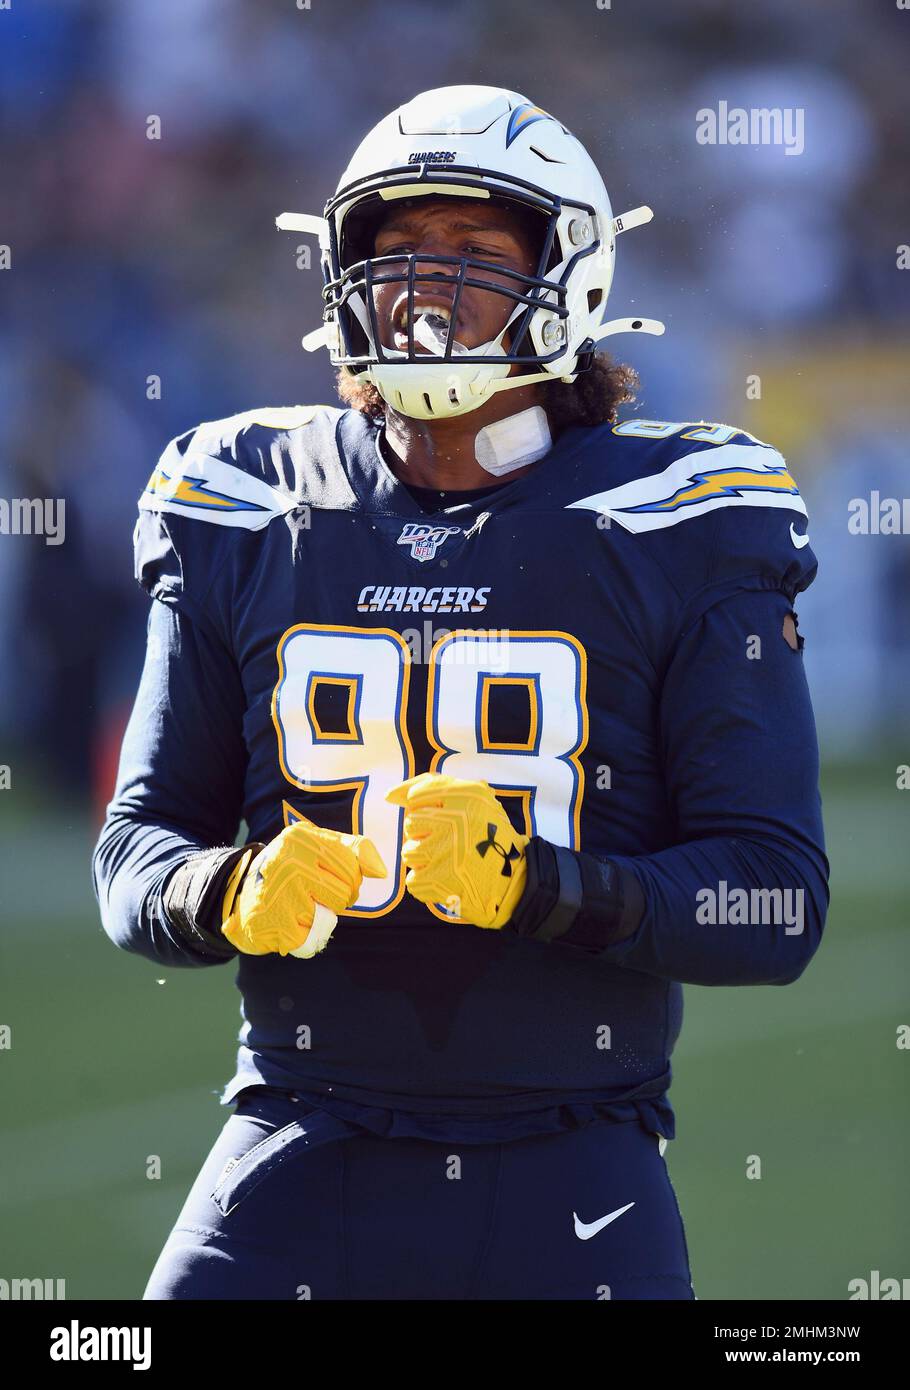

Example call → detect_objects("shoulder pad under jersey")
137 403 356 531
565 419 806 534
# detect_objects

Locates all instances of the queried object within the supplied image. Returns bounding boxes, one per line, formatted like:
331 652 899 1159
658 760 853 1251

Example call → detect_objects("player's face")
371 198 540 355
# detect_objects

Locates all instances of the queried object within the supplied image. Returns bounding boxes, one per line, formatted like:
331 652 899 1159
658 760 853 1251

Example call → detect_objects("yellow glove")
221 817 386 958
386 772 529 929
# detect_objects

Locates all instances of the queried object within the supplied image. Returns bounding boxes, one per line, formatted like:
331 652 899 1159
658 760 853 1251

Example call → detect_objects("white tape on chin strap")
290 902 338 959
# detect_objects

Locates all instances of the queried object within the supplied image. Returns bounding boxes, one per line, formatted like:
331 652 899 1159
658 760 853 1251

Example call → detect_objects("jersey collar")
335 407 587 517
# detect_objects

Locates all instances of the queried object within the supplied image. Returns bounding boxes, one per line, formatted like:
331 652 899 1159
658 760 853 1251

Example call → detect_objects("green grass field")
1 760 906 1299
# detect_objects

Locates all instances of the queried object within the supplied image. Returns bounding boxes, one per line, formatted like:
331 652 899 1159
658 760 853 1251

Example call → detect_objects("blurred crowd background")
1 0 908 805
1 0 908 1301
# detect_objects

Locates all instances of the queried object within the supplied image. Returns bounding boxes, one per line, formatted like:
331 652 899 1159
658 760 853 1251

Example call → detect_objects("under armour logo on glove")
386 773 530 930
476 823 521 877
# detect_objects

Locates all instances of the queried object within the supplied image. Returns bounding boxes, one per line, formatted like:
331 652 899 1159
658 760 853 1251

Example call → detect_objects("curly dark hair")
335 353 639 429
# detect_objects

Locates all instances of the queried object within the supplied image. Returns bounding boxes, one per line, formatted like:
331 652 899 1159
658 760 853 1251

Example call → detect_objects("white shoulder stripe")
138 443 296 530
190 404 331 450
566 442 807 534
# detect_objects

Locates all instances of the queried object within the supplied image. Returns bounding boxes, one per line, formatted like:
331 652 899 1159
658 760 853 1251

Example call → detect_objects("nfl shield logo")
397 523 461 563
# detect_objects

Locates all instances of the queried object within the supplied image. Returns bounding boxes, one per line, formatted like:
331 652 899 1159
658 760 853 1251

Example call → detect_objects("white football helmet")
277 85 663 420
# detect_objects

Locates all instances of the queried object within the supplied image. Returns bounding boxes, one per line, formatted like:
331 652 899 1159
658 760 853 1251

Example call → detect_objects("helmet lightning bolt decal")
505 103 554 147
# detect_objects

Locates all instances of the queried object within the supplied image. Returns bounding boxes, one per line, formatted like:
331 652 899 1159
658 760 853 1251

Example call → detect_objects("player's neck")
381 383 551 491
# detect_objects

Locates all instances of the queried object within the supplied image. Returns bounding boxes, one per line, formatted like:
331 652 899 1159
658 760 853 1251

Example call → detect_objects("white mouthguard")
413 312 469 357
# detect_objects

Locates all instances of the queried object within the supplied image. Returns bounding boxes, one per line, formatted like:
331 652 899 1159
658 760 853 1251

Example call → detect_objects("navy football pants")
144 1087 694 1300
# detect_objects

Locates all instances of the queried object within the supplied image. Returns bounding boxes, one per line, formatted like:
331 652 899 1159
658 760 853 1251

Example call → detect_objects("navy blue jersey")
93 405 829 1140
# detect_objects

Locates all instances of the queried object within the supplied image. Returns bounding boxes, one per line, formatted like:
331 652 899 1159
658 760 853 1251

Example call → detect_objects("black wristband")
506 837 644 952
533 844 583 942
506 837 560 939
163 844 263 959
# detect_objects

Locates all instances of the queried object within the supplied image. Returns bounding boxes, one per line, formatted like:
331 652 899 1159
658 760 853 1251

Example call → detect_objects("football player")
93 85 828 1300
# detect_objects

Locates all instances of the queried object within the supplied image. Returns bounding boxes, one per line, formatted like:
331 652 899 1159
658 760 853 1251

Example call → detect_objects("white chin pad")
474 405 552 476
290 902 338 959
413 312 469 357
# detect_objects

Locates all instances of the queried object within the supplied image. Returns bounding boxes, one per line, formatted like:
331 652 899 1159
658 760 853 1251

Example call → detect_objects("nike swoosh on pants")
573 1201 636 1240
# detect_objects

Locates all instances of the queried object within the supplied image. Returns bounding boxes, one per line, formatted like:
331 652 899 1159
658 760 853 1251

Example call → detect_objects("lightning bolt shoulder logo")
139 444 295 530
567 441 808 534
145 467 270 515
622 461 799 516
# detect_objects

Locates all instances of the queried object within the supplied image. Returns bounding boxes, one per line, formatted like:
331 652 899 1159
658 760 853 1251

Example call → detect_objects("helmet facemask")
334 189 563 357
321 172 600 419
